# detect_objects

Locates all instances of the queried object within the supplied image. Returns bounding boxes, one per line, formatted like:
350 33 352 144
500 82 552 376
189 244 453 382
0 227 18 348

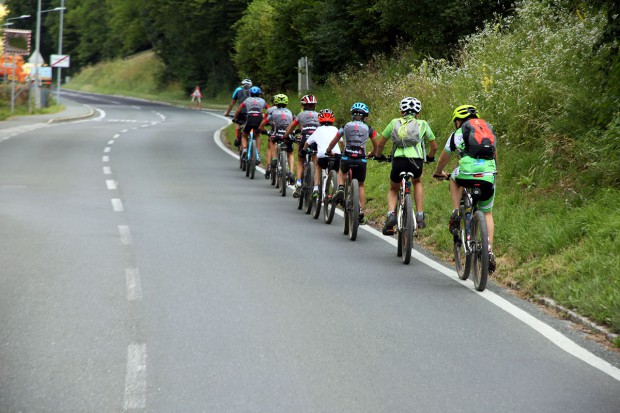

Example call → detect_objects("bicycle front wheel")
324 170 337 224
454 206 471 280
401 194 414 264
471 210 489 291
249 145 257 179
348 179 359 241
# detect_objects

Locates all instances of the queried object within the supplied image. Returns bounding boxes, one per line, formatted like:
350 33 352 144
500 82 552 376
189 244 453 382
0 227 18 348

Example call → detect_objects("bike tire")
270 161 276 186
324 170 338 224
279 152 287 197
245 144 251 177
402 194 414 264
471 210 489 291
396 203 403 257
454 206 471 280
343 183 349 235
249 144 257 179
304 162 315 215
348 179 359 241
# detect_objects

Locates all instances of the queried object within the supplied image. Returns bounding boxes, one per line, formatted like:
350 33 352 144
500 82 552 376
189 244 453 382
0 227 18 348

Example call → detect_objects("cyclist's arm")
368 129 379 157
258 117 269 132
325 132 341 154
284 119 299 139
233 102 245 119
224 98 237 117
433 150 451 177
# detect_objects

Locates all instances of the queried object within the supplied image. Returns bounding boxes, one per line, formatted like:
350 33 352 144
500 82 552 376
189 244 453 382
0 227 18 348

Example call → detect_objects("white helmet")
399 97 422 114
241 78 252 86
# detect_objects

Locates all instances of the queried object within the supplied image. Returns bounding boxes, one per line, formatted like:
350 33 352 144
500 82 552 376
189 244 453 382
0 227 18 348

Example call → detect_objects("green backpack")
391 117 421 149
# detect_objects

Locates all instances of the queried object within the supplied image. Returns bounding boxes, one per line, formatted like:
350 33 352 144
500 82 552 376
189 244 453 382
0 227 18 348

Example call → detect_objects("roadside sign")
51 54 70 68
3 29 32 55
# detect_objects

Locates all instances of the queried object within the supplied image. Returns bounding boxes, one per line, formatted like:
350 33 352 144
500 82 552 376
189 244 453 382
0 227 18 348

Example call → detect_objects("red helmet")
301 95 317 105
318 109 335 124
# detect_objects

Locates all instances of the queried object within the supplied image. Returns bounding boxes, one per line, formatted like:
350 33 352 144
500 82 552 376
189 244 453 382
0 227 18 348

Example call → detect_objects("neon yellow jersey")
381 115 436 158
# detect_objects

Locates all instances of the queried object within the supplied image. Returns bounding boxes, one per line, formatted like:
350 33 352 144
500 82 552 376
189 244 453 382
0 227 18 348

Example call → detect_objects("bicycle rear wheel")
303 162 315 214
401 194 414 264
454 206 471 280
279 151 287 197
348 179 359 241
471 210 489 291
270 161 277 186
249 144 257 179
312 171 323 219
323 170 338 224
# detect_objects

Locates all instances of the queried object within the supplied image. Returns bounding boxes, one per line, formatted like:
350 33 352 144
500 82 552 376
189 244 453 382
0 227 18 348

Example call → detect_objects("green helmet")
451 105 478 122
273 94 288 105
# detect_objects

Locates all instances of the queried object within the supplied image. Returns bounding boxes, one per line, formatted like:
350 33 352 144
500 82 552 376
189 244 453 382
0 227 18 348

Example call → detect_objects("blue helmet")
350 102 369 116
250 86 262 96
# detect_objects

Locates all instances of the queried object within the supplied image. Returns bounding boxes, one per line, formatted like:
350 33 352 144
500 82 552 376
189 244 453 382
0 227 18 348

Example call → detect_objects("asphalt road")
0 91 619 412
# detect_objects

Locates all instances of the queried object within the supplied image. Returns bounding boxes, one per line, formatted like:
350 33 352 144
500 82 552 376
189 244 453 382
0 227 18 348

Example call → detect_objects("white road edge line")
123 343 147 410
206 112 620 383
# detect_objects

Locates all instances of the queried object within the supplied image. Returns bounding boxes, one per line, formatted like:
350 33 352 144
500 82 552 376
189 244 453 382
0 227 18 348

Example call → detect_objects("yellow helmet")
451 105 478 122
273 94 288 105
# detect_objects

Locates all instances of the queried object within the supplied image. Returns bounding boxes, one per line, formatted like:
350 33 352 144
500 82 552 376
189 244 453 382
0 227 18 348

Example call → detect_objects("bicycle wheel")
249 144 257 179
270 160 277 186
396 201 403 257
304 162 315 214
454 206 471 280
343 184 350 235
471 210 489 291
348 179 359 241
245 143 251 177
323 170 338 224
401 194 414 264
279 151 287 197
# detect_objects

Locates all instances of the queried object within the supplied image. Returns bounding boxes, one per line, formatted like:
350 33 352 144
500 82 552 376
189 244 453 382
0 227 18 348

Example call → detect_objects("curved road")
0 91 618 412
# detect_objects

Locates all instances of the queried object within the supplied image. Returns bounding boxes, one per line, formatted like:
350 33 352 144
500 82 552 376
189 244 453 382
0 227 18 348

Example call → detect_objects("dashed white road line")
125 268 143 301
104 147 111 153
103 166 112 175
108 139 115 145
102 156 110 163
106 180 118 190
111 198 124 212
123 343 147 410
118 225 132 245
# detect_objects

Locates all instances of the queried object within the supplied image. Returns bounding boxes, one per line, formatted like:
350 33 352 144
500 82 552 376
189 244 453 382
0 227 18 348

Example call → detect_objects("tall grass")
311 0 620 334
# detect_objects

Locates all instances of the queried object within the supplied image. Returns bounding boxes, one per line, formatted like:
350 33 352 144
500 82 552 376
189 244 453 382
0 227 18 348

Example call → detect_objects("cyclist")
325 102 379 224
303 109 341 199
261 96 278 179
373 97 437 234
224 78 252 147
233 86 269 164
284 95 320 198
259 94 295 181
432 104 497 274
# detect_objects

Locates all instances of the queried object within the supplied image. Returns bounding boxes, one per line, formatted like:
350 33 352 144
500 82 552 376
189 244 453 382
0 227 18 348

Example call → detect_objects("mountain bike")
342 162 361 241
313 155 340 222
371 155 416 264
439 173 496 291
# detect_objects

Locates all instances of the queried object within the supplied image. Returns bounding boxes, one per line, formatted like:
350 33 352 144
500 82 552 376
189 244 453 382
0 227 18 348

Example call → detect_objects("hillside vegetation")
68 1 620 339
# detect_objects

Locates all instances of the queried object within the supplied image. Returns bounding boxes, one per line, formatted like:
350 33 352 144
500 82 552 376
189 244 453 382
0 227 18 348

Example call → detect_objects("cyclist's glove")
425 155 435 163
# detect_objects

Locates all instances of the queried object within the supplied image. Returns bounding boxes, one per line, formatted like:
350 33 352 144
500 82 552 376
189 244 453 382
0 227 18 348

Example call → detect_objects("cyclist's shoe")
449 209 461 234
334 186 345 205
265 169 271 180
489 253 496 274
270 159 278 168
256 157 261 165
312 189 319 199
293 183 302 198
234 139 241 147
382 211 397 235
288 172 295 185
416 212 426 229
359 212 366 225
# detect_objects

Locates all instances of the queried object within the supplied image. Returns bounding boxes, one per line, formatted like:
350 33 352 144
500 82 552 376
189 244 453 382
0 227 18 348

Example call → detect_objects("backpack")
461 118 496 159
237 87 250 113
391 117 421 149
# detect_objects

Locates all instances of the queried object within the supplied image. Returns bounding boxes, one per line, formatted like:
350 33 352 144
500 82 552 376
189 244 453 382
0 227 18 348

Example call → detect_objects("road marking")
132 106 141 110
111 198 124 212
102 156 110 162
125 268 143 301
141 124 149 128
208 115 620 383
123 343 147 410
104 147 111 153
113 134 120 139
108 139 115 145
106 180 117 190
118 225 132 245
122 129 129 133
103 166 112 175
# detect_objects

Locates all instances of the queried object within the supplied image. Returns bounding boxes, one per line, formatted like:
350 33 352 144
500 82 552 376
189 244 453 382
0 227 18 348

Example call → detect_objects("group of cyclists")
223 79 498 274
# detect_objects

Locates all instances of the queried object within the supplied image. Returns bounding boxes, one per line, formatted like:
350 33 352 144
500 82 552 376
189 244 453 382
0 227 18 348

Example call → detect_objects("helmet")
301 95 317 105
399 97 422 114
273 94 288 105
451 104 478 122
249 86 262 96
318 109 335 124
241 78 252 86
350 102 369 116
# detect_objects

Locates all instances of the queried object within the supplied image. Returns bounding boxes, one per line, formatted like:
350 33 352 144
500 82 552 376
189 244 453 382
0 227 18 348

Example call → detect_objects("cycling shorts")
317 156 340 172
390 157 423 183
243 115 263 135
452 170 495 213
235 112 248 125
340 157 367 182
276 139 294 154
